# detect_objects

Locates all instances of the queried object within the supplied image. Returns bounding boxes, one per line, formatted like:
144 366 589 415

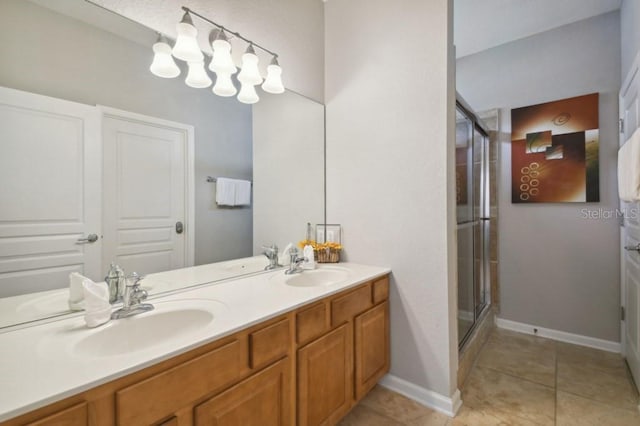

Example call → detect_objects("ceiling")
36 1 624 66
454 0 622 58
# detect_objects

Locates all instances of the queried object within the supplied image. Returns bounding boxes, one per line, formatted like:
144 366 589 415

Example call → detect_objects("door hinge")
621 306 625 321
619 118 625 134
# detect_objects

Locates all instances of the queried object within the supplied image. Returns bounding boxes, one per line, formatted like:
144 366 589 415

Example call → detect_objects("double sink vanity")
0 263 391 426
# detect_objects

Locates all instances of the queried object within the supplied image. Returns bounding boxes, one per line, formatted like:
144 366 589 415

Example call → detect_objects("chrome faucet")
285 247 307 275
111 272 154 319
262 244 282 270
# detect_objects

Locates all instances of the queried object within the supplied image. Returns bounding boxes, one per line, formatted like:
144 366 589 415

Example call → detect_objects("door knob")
624 243 640 252
175 221 184 234
76 233 99 244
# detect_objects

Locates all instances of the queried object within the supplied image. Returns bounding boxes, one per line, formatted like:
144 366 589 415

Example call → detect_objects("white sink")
69 299 225 357
276 267 351 288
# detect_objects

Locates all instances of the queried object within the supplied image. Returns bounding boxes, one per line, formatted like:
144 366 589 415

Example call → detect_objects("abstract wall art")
511 93 600 203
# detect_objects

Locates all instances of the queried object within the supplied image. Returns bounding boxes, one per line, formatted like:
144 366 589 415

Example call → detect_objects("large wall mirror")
0 0 325 328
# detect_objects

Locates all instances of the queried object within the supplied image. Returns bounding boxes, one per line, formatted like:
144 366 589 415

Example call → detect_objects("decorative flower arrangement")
297 240 342 263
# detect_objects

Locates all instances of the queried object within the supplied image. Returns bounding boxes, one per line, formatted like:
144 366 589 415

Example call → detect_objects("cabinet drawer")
296 303 327 345
372 276 389 304
250 318 290 369
26 402 87 426
116 339 247 426
331 284 373 327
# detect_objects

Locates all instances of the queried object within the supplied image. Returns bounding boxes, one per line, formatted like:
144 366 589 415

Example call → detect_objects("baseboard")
496 318 621 353
378 374 462 417
457 309 474 322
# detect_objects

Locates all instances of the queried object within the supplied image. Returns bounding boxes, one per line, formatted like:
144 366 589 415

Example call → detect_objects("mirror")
0 0 325 328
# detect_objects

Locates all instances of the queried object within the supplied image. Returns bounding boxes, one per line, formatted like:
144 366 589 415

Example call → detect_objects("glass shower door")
456 104 490 348
456 108 475 343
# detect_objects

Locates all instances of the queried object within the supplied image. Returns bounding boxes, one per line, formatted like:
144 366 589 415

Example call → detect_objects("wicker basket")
315 247 341 263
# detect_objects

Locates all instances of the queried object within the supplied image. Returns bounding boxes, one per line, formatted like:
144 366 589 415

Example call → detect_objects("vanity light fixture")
185 60 212 88
213 71 237 97
262 57 285 94
150 6 284 104
150 35 181 78
238 44 262 85
237 81 260 104
209 30 236 74
172 11 203 62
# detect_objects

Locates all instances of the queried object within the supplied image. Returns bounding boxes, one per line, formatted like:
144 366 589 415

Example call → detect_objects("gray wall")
621 0 640 81
253 92 324 254
457 12 621 341
0 0 254 266
326 0 459 399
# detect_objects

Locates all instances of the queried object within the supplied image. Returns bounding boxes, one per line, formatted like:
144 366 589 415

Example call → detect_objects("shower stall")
456 100 491 348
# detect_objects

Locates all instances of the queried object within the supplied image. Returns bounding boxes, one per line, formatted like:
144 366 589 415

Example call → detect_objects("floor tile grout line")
477 364 556 390
555 388 640 413
554 340 558 426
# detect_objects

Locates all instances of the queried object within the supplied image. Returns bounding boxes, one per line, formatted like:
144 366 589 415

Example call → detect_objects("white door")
0 87 101 297
101 108 194 276
620 53 640 389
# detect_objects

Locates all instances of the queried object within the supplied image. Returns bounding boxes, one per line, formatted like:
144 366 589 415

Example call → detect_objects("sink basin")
70 299 225 357
279 267 350 287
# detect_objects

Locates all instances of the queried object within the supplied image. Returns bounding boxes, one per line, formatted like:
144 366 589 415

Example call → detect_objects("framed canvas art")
511 93 599 203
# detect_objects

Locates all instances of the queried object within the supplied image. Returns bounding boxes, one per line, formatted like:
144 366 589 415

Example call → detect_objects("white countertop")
0 262 390 422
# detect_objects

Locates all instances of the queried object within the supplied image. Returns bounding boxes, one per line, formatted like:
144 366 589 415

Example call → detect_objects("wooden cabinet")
116 338 248 426
297 324 353 426
194 358 291 426
4 274 390 426
298 276 390 426
355 301 390 399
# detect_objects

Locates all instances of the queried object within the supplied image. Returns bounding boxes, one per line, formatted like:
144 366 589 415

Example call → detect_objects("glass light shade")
150 41 180 78
237 46 262 85
185 61 212 88
237 81 259 104
209 34 236 74
212 71 237 97
172 13 203 62
262 64 284 94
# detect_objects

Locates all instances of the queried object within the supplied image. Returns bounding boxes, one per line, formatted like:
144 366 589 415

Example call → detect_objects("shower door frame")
456 99 491 350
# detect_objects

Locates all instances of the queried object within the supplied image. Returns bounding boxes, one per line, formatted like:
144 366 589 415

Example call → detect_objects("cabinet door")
194 358 291 426
297 323 353 426
355 301 390 399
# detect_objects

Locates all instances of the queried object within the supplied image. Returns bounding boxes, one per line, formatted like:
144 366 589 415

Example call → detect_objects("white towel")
618 127 640 202
216 177 236 206
82 278 111 328
68 272 86 311
234 179 252 206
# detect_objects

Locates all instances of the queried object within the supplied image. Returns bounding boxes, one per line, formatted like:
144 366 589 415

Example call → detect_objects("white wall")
92 0 325 102
253 92 325 253
326 0 459 404
457 12 621 341
621 0 640 81
0 0 253 267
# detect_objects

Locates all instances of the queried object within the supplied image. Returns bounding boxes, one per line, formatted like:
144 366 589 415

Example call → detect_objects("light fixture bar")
181 6 278 58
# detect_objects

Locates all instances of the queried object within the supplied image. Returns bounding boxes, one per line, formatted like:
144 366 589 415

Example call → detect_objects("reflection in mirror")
0 0 325 328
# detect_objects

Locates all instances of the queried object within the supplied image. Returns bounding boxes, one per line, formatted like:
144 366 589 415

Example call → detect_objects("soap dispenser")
105 263 124 304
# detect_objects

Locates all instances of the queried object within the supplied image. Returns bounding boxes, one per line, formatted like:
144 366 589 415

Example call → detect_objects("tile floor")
338 328 640 425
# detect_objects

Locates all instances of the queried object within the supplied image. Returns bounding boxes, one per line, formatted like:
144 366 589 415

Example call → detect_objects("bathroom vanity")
0 264 390 426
